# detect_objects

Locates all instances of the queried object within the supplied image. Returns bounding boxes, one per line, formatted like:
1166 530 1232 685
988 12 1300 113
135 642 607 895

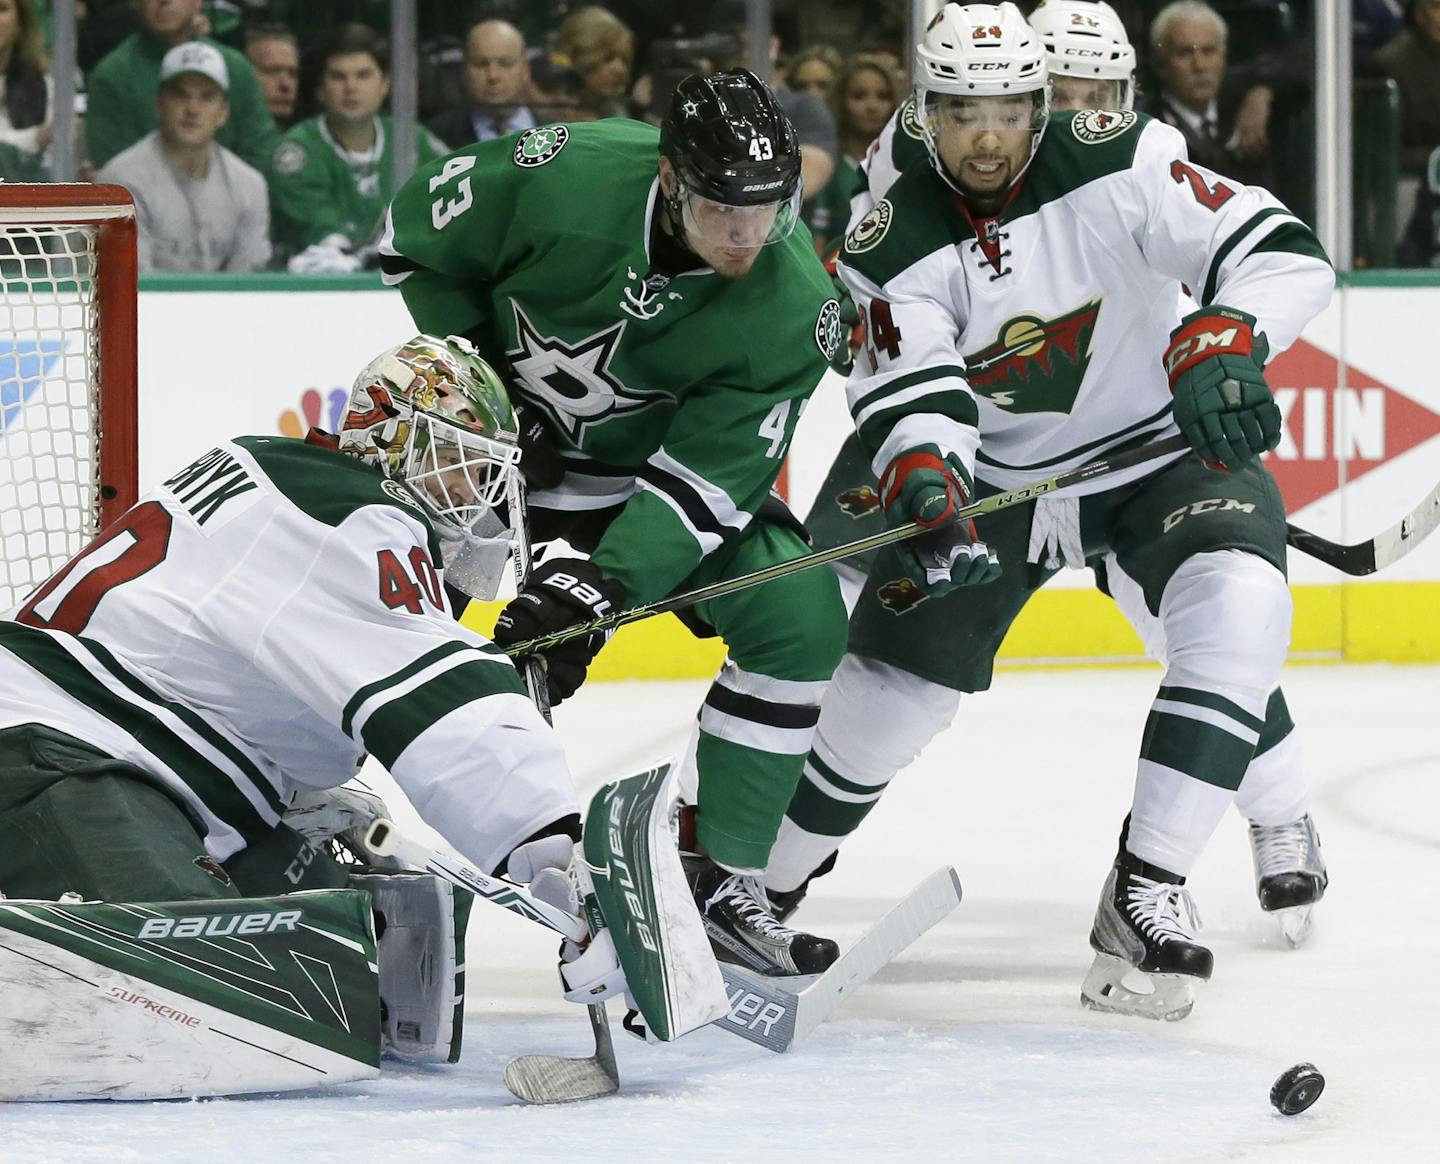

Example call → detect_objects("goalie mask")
1030 0 1136 111
913 2 1050 203
340 335 523 599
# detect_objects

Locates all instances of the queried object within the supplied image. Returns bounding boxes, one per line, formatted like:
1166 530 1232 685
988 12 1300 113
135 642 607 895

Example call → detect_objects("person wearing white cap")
98 41 272 273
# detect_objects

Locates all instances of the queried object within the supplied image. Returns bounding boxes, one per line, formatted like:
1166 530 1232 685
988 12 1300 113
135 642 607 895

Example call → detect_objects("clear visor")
1050 74 1133 112
677 182 803 250
921 89 1048 135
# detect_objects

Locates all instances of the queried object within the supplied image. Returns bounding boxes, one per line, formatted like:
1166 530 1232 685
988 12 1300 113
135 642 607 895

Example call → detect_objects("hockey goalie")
0 335 724 1101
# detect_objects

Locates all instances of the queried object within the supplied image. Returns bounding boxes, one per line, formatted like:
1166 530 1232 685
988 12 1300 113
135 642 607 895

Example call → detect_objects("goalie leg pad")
0 890 380 1101
351 870 470 1063
583 763 730 1041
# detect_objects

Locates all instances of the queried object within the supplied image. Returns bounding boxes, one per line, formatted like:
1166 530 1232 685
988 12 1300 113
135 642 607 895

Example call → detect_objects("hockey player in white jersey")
804 0 1328 952
769 2 1333 1021
0 336 711 1100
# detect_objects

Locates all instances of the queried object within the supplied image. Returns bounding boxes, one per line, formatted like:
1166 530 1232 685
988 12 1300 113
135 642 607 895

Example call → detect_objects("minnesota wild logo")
899 96 925 141
964 299 1102 415
878 577 928 614
837 484 880 517
514 124 569 168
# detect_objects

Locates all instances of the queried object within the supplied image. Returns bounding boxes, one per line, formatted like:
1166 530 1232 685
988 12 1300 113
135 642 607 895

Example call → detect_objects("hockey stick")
1283 477 1440 575
504 484 620 1103
360 817 620 1103
712 867 963 1053
511 433 1192 656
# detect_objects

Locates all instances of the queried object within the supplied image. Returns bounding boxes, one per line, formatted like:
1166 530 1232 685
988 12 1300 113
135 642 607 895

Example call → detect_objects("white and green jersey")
0 437 576 871
836 110 1334 490
379 120 842 605
850 95 929 226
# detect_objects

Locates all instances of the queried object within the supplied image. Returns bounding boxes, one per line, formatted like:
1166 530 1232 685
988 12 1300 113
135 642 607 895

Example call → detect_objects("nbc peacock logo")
277 387 349 438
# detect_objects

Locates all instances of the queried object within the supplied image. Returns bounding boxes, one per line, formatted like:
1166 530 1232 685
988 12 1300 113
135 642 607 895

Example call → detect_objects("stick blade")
503 1052 619 1104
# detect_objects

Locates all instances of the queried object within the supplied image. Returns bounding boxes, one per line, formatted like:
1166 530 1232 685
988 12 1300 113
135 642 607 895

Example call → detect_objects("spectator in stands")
553 6 634 119
786 45 842 107
246 24 300 132
1140 1 1276 191
85 0 276 171
427 19 534 146
1375 0 1440 178
269 23 447 274
98 42 271 273
528 52 592 123
835 55 899 166
0 0 50 164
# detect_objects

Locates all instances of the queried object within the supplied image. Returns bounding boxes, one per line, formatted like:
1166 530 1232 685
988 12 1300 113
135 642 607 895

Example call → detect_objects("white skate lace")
1250 818 1316 878
1125 875 1202 945
707 874 797 943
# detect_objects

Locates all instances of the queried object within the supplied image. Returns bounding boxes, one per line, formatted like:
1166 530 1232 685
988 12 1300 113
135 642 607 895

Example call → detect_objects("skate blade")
1273 904 1314 949
1080 953 1197 1022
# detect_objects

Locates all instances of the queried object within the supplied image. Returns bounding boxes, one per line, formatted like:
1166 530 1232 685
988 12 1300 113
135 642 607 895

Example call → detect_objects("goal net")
0 185 137 614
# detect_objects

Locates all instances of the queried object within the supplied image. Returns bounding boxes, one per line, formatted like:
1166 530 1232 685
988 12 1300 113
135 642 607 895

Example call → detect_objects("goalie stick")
360 818 620 1104
712 867 963 1053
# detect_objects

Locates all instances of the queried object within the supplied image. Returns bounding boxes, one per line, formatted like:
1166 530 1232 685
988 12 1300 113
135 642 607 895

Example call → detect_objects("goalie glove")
493 558 628 705
879 443 1000 594
1164 306 1280 471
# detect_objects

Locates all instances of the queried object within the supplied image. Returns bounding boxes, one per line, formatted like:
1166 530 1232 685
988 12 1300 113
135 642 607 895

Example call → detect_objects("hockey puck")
1270 1063 1325 1115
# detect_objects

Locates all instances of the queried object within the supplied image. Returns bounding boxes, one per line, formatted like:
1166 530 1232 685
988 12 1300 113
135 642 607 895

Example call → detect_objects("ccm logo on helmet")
1164 327 1240 374
137 910 303 940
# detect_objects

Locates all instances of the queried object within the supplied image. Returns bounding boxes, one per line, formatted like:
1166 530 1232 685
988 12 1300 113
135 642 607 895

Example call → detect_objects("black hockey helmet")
658 69 804 250
659 69 801 207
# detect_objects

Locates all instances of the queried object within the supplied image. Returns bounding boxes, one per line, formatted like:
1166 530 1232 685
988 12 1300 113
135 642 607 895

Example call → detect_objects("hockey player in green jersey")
380 71 851 977
269 24 447 271
764 2 1334 1020
0 336 708 1098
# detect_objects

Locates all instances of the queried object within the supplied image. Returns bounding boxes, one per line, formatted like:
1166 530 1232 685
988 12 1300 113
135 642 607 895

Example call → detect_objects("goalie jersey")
378 119 841 604
0 437 576 872
836 110 1334 487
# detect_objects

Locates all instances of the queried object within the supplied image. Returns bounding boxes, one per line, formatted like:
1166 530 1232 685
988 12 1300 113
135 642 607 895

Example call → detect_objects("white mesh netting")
0 223 102 614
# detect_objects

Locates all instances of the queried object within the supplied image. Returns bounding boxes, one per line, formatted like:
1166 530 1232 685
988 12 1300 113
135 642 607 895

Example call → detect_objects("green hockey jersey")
270 115 449 253
379 120 842 604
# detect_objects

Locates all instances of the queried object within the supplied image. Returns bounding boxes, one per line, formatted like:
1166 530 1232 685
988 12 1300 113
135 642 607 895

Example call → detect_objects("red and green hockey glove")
1165 306 1280 471
879 443 1000 594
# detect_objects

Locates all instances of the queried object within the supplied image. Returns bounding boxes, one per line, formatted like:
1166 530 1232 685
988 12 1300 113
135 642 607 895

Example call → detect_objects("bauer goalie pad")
582 763 729 1042
350 870 472 1063
0 890 381 1101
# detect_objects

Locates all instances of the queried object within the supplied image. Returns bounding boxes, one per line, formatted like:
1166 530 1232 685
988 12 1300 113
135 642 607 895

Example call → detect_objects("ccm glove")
493 558 627 705
1165 306 1280 471
879 443 1000 594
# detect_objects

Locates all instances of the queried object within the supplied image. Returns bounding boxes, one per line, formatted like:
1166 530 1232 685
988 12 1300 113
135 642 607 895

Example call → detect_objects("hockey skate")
1249 814 1328 948
1081 850 1213 1022
687 856 840 977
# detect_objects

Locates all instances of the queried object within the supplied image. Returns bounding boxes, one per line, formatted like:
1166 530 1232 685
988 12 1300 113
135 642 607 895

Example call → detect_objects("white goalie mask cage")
912 2 1051 194
1030 0 1136 110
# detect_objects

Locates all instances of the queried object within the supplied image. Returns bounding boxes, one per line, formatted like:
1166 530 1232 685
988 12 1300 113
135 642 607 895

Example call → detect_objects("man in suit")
1140 1 1277 192
427 19 536 147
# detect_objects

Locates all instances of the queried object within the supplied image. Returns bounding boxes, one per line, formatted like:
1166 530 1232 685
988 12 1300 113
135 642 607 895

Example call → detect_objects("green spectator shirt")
379 120 843 604
84 33 278 171
0 140 47 181
269 116 448 254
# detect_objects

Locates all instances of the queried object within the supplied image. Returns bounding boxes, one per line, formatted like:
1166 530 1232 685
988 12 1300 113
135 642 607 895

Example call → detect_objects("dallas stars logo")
506 303 671 443
682 99 700 119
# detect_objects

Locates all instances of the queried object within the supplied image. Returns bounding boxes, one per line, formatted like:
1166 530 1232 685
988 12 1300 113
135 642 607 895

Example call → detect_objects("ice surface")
5 663 1436 1163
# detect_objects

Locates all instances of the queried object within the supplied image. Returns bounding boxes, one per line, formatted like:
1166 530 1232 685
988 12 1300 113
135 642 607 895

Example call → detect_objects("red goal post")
0 183 137 612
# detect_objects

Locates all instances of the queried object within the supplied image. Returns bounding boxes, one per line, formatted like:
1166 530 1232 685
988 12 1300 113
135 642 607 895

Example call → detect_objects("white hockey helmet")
340 335 523 598
912 3 1050 194
1030 0 1136 110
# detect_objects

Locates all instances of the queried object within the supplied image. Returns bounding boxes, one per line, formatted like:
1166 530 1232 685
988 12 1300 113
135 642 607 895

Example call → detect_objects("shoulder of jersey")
510 118 657 173
841 164 966 285
1032 108 1151 188
234 436 442 555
